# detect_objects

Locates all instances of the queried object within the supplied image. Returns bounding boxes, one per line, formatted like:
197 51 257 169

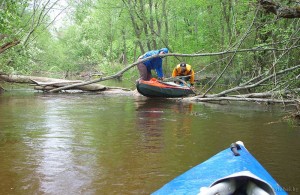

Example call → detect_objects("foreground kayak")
152 141 287 195
136 78 195 98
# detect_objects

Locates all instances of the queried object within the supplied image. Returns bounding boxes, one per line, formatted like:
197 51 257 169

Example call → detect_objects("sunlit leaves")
0 0 299 88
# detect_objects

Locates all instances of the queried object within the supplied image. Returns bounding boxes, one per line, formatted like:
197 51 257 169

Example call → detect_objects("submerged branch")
184 96 296 104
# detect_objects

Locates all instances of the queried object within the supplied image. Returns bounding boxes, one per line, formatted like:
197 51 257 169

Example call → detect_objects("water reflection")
135 98 195 152
169 102 194 137
26 97 97 194
135 99 165 152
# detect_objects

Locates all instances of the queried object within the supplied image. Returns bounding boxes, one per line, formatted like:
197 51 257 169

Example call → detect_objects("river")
0 90 299 194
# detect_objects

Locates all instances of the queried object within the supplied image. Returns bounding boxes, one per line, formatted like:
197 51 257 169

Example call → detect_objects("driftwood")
183 89 299 104
0 73 298 104
0 74 108 92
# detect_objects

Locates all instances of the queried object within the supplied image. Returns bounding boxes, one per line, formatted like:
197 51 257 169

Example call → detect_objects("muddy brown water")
0 91 299 194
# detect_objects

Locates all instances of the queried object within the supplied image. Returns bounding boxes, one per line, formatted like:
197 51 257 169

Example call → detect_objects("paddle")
164 76 198 95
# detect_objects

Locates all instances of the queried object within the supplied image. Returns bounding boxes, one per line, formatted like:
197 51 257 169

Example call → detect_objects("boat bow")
152 141 287 195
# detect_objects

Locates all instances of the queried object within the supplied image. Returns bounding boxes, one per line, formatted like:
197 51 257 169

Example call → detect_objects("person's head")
180 62 186 73
159 48 168 54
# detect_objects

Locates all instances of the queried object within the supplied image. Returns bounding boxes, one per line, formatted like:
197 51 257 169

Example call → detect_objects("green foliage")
0 0 299 92
0 1 26 33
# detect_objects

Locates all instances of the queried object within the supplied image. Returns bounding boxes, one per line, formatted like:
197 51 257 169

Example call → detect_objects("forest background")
0 0 299 97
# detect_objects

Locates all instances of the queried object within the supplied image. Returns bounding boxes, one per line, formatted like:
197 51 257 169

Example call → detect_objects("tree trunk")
259 0 300 18
161 0 168 46
123 0 145 54
149 0 157 49
139 0 151 50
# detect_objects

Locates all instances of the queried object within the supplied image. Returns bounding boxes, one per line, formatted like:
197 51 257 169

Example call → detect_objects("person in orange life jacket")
172 62 195 86
137 48 169 81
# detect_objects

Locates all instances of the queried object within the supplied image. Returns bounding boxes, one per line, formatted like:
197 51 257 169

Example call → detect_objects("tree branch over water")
47 41 300 94
207 65 300 97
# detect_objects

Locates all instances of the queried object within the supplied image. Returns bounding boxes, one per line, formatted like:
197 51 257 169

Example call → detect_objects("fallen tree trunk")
0 74 107 92
182 87 300 104
1 73 298 104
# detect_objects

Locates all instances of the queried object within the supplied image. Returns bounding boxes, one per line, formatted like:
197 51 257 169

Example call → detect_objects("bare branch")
184 96 296 104
23 0 56 46
161 45 300 58
202 8 259 97
29 4 70 45
210 64 300 97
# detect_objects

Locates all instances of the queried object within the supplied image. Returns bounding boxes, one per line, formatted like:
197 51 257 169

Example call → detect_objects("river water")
0 90 299 194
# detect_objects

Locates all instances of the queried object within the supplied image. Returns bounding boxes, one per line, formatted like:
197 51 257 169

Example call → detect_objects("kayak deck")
136 79 195 98
152 141 287 195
